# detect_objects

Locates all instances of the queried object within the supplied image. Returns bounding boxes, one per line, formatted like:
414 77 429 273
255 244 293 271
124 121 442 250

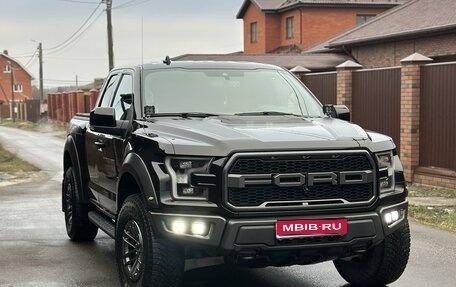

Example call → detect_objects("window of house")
356 14 376 26
250 22 258 43
286 17 294 39
3 64 11 73
13 84 23 93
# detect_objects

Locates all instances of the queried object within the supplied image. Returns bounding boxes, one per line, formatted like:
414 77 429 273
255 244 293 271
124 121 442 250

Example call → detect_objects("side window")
99 74 119 107
111 74 133 120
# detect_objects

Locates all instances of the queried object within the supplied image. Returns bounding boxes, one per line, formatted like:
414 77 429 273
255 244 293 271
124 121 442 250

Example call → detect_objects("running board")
88 211 115 238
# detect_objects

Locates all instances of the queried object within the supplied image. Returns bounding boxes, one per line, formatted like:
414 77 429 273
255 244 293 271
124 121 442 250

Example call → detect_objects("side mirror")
323 104 350 121
90 107 116 127
120 93 133 105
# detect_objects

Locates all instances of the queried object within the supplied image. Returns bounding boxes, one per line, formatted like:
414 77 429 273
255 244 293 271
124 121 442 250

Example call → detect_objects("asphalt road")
0 126 455 287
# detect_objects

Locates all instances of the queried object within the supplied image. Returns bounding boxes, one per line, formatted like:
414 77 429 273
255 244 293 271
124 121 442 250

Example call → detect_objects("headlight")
375 151 395 193
165 157 213 201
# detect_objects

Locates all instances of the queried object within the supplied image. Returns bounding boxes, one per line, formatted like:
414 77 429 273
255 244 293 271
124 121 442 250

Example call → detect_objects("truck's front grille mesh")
228 184 373 207
230 155 371 174
225 152 376 209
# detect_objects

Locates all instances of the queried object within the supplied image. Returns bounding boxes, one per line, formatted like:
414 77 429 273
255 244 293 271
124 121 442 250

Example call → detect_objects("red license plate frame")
276 219 348 239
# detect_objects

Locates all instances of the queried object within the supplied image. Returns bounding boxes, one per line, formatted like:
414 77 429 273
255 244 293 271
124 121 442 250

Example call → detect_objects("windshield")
142 68 324 117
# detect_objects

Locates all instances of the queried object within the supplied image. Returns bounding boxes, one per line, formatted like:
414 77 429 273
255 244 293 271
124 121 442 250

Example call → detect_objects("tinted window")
143 69 323 117
111 74 133 120
99 74 119 107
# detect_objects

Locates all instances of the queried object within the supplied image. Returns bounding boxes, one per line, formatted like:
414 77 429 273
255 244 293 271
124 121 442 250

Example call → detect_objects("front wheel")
63 167 98 241
334 221 411 287
116 194 184 287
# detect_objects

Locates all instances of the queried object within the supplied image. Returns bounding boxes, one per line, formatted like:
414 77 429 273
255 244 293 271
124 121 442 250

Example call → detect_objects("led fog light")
384 209 403 226
171 220 187 234
191 221 208 236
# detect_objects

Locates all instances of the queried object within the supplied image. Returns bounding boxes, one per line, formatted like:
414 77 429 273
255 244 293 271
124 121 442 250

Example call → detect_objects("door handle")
94 141 105 148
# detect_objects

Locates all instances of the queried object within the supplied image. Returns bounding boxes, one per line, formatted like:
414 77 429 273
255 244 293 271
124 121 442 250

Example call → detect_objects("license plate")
276 219 348 239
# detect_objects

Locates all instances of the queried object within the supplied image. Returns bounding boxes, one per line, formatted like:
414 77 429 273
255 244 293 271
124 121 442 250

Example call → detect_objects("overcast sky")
0 0 245 88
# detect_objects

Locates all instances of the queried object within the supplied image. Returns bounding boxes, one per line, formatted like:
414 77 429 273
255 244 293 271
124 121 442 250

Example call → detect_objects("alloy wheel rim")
122 220 144 281
65 182 73 227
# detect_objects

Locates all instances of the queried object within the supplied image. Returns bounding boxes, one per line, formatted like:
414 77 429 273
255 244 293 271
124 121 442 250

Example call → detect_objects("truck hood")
138 116 395 156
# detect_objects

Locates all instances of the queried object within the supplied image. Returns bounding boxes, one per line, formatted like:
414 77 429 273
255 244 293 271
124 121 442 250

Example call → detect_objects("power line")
113 0 150 9
45 1 103 53
41 79 92 83
24 48 39 67
59 0 101 4
46 10 104 56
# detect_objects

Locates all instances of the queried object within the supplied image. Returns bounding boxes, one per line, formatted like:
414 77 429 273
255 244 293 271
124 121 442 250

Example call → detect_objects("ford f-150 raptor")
63 60 410 287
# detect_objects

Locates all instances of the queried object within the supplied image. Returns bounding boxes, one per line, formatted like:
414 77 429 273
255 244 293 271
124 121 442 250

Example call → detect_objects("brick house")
0 50 33 105
237 0 405 54
323 0 456 68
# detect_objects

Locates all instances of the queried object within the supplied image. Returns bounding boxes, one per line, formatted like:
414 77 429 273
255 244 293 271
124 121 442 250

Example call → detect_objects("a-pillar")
336 60 363 112
400 53 433 182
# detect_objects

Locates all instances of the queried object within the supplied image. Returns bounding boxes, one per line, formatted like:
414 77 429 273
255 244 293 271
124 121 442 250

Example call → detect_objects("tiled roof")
171 53 352 71
237 0 405 18
328 0 456 47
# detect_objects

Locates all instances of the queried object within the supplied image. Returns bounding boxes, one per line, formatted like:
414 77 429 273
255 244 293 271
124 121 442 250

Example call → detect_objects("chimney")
2 50 8 55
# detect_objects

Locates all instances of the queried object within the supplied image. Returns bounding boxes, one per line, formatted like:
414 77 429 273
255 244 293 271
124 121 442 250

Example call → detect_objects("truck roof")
115 60 285 72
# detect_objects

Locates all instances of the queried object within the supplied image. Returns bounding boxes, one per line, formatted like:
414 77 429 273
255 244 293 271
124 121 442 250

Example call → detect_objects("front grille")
224 151 376 210
230 155 371 174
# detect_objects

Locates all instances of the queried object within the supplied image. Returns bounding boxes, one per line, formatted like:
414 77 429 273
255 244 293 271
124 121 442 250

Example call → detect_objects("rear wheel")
63 167 98 241
116 194 184 287
334 221 411 287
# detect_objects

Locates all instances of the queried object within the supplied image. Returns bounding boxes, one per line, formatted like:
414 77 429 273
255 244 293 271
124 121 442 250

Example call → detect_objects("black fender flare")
117 152 159 210
63 135 90 211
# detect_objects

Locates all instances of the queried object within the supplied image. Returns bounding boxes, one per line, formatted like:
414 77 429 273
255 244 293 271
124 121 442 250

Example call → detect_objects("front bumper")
150 200 408 253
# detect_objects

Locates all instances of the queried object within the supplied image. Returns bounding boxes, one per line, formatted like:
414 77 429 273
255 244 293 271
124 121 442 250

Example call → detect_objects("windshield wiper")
234 111 303 116
146 112 220 118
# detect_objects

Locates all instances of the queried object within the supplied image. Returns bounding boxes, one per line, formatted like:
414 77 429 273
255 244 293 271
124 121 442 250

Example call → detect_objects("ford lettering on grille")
228 171 373 188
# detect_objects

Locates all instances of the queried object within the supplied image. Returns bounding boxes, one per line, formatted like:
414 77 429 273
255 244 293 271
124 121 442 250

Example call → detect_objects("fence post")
399 53 432 182
336 60 363 113
89 89 99 111
290 65 310 82
75 90 85 114
56 93 63 122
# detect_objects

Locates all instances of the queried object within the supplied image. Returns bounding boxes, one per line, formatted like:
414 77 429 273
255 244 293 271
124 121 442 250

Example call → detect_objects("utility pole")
106 0 114 71
38 42 44 104
76 75 79 89
8 61 15 123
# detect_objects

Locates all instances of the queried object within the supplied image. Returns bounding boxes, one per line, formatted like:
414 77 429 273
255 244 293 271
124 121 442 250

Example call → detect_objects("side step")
88 211 116 238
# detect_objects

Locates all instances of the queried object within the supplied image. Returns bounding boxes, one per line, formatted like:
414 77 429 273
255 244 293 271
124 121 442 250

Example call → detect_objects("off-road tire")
116 194 184 287
64 167 98 241
334 221 411 287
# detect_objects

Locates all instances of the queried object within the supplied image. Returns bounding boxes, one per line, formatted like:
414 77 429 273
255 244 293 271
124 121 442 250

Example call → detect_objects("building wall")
243 3 267 54
242 2 389 54
352 34 456 68
300 7 386 49
0 55 33 104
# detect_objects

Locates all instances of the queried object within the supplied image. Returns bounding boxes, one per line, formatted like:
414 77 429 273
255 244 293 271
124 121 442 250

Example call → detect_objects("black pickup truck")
63 60 410 287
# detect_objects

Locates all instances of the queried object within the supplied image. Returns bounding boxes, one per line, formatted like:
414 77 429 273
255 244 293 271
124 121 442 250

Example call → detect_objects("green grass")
408 184 456 199
409 205 456 232
0 145 40 172
0 119 67 133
